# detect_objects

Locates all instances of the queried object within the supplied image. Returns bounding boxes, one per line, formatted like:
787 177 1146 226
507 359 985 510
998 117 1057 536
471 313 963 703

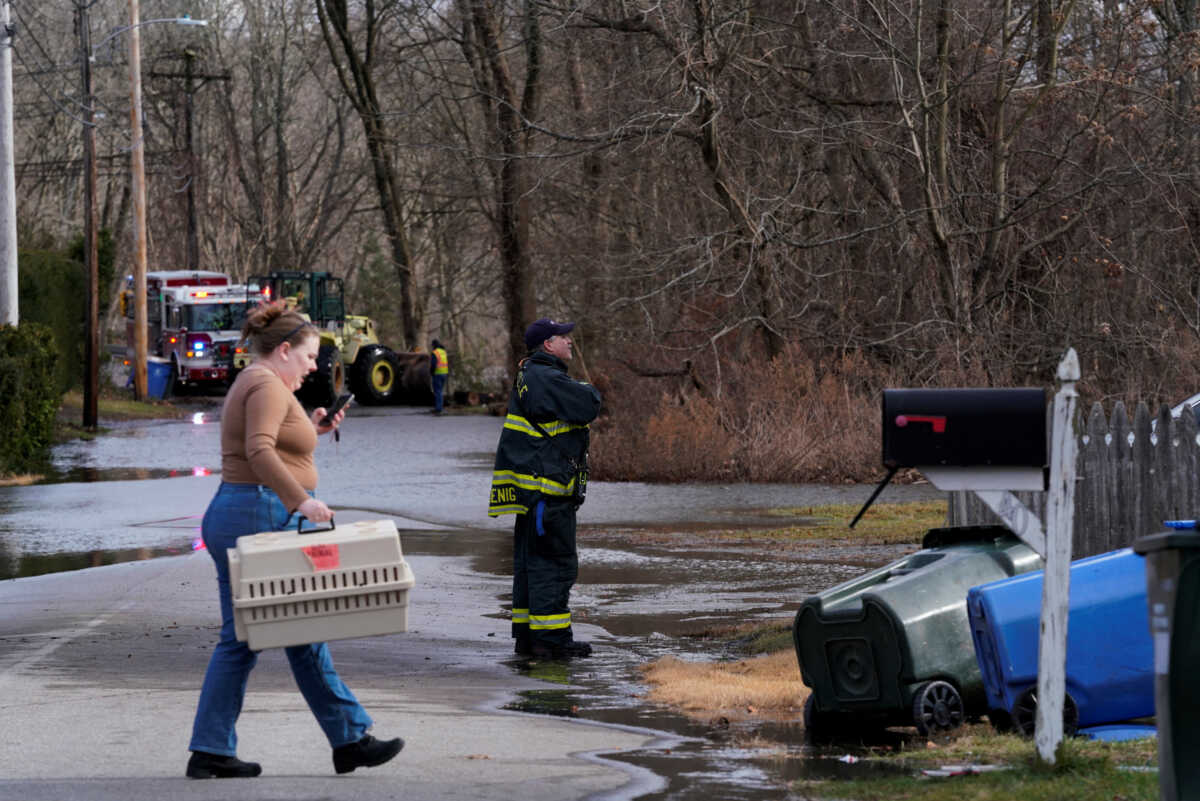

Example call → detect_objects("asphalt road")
0 405 944 800
0 506 669 801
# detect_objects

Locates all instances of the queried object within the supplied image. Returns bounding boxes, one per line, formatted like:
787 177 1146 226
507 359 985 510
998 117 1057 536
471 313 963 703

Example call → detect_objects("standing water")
1 404 943 795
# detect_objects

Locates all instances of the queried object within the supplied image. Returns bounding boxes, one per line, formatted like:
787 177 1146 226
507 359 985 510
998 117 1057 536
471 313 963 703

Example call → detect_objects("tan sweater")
220 366 318 511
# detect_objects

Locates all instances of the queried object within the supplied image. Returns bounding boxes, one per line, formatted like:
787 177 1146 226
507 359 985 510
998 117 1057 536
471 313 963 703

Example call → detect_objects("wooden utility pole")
149 51 229 273
183 50 197 271
129 0 148 399
78 2 99 428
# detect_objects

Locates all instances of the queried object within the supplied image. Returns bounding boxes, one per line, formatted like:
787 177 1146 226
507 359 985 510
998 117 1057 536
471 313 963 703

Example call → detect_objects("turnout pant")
512 498 578 647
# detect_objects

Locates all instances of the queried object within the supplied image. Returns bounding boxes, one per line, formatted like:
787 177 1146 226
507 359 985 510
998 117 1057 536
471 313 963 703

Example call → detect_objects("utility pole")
149 50 228 272
183 50 197 271
78 2 99 428
129 0 148 399
0 0 17 327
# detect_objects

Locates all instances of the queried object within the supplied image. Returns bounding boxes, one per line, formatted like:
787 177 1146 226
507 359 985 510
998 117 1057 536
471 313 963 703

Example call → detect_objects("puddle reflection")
0 541 198 580
504 642 915 800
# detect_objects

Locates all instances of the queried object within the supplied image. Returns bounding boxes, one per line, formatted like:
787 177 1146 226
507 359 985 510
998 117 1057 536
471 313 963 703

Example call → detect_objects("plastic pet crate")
228 518 415 650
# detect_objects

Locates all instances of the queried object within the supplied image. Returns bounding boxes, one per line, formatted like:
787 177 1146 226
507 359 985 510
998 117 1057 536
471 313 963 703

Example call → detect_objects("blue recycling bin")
146 357 175 399
967 547 1154 734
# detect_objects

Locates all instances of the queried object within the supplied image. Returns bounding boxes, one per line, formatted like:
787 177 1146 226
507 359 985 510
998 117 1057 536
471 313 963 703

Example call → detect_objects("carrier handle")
298 515 336 535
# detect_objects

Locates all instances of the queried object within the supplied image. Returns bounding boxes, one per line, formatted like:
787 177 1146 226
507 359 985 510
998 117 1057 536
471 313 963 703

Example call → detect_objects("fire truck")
123 271 258 392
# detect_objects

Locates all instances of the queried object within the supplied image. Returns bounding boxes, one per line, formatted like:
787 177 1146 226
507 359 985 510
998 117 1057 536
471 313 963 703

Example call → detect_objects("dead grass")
58 389 190 421
743 500 948 546
640 650 809 721
0 474 40 486
591 346 890 483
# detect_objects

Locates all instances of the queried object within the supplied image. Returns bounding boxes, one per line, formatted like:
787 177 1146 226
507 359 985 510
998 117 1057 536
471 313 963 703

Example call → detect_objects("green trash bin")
794 525 1043 735
1133 526 1200 801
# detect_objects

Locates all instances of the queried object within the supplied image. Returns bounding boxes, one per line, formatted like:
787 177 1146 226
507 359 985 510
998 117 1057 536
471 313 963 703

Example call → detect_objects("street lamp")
91 16 209 54
78 8 207 420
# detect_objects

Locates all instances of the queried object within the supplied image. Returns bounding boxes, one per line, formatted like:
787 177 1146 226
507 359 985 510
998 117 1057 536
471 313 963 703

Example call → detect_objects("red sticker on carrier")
302 544 341 570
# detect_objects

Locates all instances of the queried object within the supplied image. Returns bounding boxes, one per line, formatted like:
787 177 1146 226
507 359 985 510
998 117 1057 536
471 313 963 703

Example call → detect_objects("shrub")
18 248 85 392
590 345 893 483
0 323 60 474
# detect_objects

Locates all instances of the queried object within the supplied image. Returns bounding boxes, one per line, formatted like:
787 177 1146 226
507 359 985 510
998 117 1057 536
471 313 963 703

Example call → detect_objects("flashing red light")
262 287 272 298
191 291 210 298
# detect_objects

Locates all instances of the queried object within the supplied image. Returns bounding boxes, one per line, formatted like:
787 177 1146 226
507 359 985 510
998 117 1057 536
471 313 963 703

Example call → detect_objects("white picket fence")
947 401 1200 557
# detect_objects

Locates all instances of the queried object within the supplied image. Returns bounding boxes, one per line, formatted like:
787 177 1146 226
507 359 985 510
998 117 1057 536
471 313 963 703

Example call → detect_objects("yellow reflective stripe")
488 503 527 516
529 612 571 630
503 414 589 438
491 470 573 497
502 416 541 437
511 608 530 623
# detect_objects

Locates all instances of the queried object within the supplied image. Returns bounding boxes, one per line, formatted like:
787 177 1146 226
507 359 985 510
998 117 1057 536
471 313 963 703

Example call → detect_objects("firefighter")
430 339 449 414
488 318 601 659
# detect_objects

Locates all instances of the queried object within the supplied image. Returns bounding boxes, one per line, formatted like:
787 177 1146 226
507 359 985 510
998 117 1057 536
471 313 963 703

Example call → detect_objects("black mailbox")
882 388 1046 468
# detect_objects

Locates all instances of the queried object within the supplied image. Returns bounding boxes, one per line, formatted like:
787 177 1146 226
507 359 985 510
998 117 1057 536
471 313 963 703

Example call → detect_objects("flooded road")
0 404 944 798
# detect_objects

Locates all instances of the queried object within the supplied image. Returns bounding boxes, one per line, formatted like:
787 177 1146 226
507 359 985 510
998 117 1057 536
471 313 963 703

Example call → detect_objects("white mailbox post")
900 349 1079 763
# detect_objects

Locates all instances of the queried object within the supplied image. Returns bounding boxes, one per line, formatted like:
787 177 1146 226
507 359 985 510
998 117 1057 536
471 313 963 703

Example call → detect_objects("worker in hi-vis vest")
430 340 449 414
488 318 601 660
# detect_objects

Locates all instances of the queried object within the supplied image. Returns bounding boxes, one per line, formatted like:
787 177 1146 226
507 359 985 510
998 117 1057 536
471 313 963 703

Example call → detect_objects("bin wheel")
912 680 964 735
1011 687 1079 737
803 693 850 736
987 707 1015 733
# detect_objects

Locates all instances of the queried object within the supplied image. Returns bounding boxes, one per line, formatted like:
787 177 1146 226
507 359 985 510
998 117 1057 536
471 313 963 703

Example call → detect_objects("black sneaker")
333 734 404 775
531 639 593 660
185 751 262 779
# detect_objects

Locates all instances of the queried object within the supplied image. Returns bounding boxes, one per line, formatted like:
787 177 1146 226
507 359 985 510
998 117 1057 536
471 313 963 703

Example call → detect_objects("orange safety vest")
433 347 449 375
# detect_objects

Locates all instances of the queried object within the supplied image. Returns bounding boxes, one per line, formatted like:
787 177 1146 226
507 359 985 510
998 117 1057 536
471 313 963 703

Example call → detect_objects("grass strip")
711 500 948 546
797 733 1158 800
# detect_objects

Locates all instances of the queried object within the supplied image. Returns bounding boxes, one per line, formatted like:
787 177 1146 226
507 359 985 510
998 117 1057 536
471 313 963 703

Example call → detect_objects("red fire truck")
123 271 258 391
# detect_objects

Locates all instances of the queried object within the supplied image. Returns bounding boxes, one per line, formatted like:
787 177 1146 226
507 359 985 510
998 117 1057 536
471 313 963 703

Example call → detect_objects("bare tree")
316 0 422 348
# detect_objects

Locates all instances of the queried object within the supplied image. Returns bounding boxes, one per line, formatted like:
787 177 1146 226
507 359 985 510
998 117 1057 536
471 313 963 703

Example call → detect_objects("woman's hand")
297 497 333 523
311 406 345 436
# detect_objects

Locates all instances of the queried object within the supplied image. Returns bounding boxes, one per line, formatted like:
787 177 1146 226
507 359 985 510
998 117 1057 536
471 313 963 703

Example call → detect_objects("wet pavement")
0 403 946 798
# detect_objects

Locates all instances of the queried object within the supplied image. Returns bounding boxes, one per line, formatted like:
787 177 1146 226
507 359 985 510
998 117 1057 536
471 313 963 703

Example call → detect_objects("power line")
15 147 180 178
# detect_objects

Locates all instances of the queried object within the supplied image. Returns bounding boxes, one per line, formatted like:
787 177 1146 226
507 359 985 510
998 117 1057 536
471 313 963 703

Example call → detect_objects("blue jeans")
432 373 446 413
188 482 373 756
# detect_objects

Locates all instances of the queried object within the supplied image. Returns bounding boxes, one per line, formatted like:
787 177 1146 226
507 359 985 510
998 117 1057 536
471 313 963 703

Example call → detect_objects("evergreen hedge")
0 323 59 475
18 231 115 393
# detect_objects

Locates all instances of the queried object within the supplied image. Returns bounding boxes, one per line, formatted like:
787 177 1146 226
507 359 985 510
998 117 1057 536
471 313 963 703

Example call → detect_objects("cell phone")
320 393 353 426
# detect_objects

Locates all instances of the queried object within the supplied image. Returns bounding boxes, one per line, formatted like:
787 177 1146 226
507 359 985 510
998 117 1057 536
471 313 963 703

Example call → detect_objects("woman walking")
186 304 403 779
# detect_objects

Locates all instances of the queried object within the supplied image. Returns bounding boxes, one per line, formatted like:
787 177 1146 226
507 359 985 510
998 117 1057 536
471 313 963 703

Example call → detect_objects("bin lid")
1133 530 1200 554
1077 724 1156 742
922 524 1015 549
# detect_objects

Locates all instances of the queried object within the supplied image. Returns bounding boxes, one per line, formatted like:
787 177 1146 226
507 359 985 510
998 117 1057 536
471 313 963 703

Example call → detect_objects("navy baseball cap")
524 318 575 351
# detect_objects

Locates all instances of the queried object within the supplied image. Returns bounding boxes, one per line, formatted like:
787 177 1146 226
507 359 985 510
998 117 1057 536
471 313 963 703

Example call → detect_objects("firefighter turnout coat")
488 351 602 517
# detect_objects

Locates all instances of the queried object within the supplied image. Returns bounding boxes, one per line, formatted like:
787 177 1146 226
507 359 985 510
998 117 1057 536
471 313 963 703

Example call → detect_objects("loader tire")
351 346 400 405
298 344 345 408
